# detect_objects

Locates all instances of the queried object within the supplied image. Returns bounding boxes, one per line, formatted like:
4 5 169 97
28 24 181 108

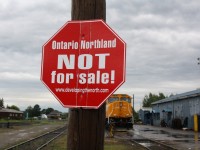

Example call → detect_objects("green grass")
0 119 22 123
0 119 67 124
44 134 146 150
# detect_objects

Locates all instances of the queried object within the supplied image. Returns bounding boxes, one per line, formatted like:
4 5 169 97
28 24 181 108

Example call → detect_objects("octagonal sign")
41 20 126 109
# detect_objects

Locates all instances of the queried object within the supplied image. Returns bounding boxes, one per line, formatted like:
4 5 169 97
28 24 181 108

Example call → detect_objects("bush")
160 119 167 127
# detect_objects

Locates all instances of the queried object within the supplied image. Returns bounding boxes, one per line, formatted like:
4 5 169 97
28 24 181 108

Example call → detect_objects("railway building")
138 107 152 125
0 107 23 120
151 89 200 130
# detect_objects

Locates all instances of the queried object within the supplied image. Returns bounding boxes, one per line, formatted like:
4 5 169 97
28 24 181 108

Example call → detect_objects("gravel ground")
0 123 65 150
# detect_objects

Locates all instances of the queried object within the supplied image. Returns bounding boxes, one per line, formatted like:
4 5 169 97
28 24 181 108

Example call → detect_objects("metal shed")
138 107 152 125
151 89 200 129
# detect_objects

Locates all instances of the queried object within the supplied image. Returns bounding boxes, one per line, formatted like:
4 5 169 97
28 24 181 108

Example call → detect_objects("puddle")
135 139 176 150
19 130 25 132
135 139 154 147
142 129 154 132
140 128 200 141
138 141 153 147
141 128 154 132
8 132 15 135
173 140 195 143
29 131 35 134
171 134 194 138
18 133 28 137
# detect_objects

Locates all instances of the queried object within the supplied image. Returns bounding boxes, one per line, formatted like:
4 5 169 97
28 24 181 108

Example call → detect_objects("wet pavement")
129 125 200 150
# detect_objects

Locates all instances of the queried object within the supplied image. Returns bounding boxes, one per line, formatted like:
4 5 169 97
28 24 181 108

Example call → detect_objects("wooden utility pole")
71 0 106 20
67 0 106 150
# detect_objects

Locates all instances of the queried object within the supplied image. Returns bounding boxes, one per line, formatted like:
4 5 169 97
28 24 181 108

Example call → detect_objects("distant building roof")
139 107 152 112
0 107 23 114
48 110 61 115
152 89 200 105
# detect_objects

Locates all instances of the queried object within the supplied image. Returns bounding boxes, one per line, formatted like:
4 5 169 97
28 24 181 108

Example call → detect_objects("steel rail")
114 129 177 150
131 138 178 150
5 126 67 150
36 129 66 150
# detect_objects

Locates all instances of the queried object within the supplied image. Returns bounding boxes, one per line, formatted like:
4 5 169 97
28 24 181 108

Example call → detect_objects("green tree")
133 109 139 122
32 104 41 117
61 112 68 119
7 105 20 111
46 107 54 115
25 106 33 118
142 92 167 107
0 98 4 108
41 109 46 114
41 107 54 115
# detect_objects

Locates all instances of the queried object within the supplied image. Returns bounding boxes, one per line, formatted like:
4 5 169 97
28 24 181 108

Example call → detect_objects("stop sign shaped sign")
41 20 126 109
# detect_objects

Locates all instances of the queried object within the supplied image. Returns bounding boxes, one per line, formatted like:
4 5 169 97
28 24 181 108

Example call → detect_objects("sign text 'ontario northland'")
51 38 116 49
41 20 126 108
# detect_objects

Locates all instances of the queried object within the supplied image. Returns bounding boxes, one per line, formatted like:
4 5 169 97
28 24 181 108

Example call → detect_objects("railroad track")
113 129 177 150
5 126 67 150
132 138 177 150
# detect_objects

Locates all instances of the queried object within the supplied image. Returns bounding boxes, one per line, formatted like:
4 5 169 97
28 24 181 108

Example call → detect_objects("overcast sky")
1 0 200 112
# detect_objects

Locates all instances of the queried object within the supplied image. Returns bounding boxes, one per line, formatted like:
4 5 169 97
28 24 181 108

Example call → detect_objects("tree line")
133 92 168 122
24 104 57 118
0 98 60 118
0 98 20 111
142 92 167 107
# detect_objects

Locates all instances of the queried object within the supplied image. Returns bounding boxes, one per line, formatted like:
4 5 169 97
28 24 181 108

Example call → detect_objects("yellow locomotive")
106 94 133 129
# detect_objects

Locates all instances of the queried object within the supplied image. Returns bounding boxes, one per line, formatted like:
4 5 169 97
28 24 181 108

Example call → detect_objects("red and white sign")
41 20 126 109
